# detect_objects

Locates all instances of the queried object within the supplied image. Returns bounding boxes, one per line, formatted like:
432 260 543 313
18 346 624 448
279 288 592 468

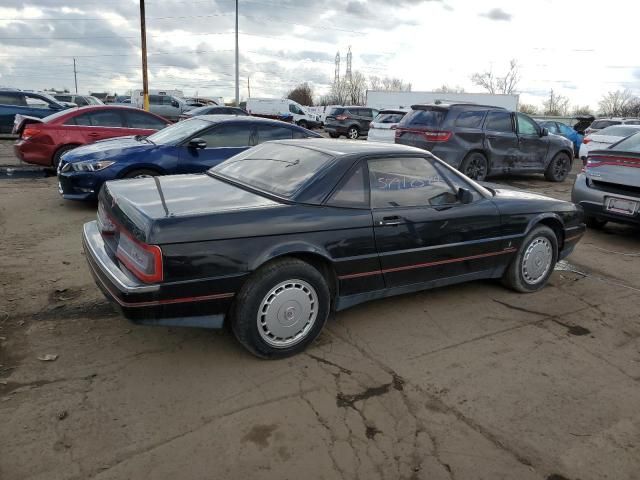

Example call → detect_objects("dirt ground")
1 143 639 480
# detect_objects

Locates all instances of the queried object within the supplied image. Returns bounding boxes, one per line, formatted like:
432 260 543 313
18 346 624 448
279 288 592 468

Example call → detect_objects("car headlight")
71 160 115 172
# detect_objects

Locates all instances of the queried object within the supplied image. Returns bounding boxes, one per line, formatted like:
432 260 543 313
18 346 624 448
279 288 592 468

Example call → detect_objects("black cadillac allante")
83 139 585 358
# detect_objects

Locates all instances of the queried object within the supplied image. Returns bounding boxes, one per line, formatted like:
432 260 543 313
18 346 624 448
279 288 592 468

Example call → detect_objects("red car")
14 105 170 167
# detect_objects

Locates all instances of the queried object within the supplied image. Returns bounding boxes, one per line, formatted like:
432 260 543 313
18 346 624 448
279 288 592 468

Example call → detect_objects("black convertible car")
83 139 585 358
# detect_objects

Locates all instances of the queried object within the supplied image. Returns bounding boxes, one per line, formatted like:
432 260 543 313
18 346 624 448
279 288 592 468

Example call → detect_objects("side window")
289 104 304 114
257 125 293 142
125 111 166 129
292 129 311 139
455 111 486 128
557 124 572 135
88 111 124 127
199 124 252 147
517 113 539 136
56 95 72 103
362 109 373 119
0 94 23 106
149 95 162 105
368 157 458 208
68 113 92 126
24 95 50 109
74 96 88 106
328 164 368 208
484 111 513 133
434 163 482 202
162 96 175 106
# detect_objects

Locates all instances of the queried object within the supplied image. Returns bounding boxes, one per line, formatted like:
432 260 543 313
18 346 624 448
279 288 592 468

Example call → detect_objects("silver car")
572 132 640 228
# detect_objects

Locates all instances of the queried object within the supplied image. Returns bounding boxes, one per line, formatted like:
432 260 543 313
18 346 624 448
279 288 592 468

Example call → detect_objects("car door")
178 122 256 173
368 156 502 288
483 110 519 172
516 113 548 170
85 110 127 142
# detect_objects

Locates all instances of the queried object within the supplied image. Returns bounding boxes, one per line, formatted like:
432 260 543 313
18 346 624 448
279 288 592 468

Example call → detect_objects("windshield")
596 125 640 137
610 132 640 152
86 96 102 105
147 118 211 145
210 143 335 197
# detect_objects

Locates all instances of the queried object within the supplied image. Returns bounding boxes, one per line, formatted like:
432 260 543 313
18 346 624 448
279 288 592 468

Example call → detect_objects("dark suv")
324 106 378 140
395 104 574 181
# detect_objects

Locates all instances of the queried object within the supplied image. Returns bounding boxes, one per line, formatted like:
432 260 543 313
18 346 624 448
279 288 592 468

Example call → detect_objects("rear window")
402 108 447 128
211 143 334 197
597 126 640 137
591 120 620 129
329 107 345 116
374 112 405 124
610 132 640 152
454 110 486 128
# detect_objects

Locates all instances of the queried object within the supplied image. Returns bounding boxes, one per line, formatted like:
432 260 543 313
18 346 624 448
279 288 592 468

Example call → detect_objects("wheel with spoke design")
347 126 359 140
123 169 159 179
460 152 488 181
232 258 330 358
502 225 558 293
545 152 571 182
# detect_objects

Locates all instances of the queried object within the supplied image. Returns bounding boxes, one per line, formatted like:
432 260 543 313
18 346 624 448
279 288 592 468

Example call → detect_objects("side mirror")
540 127 549 137
171 100 180 108
457 187 474 204
188 138 207 149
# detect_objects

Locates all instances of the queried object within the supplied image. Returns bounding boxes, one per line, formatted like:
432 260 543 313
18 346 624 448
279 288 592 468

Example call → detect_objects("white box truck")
366 91 519 111
246 98 321 129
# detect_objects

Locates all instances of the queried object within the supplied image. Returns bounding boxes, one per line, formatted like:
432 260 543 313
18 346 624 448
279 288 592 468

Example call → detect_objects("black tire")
52 145 79 169
545 152 571 182
329 133 340 138
347 126 360 140
585 215 607 229
460 152 489 181
123 169 159 179
297 121 308 129
502 225 558 293
231 258 331 359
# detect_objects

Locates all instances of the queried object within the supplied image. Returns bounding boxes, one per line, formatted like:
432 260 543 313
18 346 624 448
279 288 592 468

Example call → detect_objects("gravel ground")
1 147 639 480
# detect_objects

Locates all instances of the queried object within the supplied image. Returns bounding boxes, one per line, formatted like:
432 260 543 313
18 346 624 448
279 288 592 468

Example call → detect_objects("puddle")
0 166 55 179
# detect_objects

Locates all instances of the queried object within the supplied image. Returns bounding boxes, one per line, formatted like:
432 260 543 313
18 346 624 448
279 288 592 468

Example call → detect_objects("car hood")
63 136 155 163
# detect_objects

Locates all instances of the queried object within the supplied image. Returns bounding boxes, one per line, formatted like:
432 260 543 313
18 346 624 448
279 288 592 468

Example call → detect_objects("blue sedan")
57 115 321 201
538 120 583 157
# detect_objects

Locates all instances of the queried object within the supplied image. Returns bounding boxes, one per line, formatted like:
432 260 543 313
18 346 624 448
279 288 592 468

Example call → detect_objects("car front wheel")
231 258 331 358
347 126 359 140
502 225 558 293
545 152 571 182
123 169 159 179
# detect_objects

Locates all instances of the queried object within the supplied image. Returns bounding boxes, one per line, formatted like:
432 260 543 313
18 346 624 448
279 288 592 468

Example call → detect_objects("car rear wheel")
329 133 340 138
461 152 488 181
545 152 571 182
585 215 607 229
297 120 308 129
123 169 159 179
347 126 360 140
52 145 79 170
231 257 331 359
502 225 558 293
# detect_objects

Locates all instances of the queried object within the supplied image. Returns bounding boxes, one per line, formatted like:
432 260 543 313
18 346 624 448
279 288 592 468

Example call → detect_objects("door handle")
88 132 100 137
486 135 497 140
379 215 402 226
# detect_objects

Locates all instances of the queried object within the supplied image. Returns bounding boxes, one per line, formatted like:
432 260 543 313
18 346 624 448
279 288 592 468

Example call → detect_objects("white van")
246 98 320 129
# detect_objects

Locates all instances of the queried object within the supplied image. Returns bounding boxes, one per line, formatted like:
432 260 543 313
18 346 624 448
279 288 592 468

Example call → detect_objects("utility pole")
247 76 251 98
235 0 239 106
139 0 149 111
73 58 78 93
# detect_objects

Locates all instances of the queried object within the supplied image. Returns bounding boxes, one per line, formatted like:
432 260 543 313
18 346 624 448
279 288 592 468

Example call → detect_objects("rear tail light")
422 130 452 142
390 125 397 130
22 126 41 139
116 231 163 283
583 138 591 144
97 202 116 235
335 115 349 121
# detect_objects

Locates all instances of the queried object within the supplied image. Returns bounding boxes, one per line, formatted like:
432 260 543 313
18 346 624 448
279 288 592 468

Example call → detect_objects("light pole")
235 0 239 106
139 0 149 111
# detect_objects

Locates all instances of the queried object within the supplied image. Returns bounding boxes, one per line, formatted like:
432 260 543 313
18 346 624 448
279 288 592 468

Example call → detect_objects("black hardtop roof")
270 138 428 157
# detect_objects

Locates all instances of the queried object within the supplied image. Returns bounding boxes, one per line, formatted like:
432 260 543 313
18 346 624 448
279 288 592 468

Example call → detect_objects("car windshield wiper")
135 135 155 145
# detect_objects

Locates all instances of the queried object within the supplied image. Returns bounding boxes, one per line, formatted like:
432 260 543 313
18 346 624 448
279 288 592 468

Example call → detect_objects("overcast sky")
0 0 637 109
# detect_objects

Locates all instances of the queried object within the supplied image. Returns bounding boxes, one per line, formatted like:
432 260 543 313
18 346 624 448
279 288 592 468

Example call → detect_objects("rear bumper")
14 140 54 166
571 173 640 225
82 221 233 328
367 129 395 143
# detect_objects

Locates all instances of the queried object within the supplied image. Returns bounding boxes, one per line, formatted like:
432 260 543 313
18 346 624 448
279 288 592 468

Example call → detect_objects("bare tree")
368 75 411 92
598 90 639 116
433 84 465 93
543 89 570 116
287 83 314 106
571 105 593 116
518 103 538 115
471 59 520 94
348 71 368 105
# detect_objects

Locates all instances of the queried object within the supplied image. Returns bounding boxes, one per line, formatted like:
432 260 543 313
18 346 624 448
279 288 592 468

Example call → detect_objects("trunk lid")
585 150 640 189
100 173 284 244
